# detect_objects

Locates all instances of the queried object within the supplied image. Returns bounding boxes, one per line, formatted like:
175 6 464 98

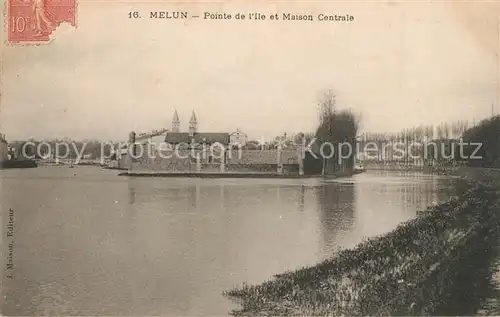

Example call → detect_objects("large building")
165 110 230 147
119 111 315 176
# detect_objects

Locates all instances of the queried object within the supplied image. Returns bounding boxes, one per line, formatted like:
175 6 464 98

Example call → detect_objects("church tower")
172 110 180 132
189 110 197 136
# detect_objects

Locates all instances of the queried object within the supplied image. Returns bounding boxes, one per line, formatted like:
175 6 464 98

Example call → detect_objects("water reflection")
299 185 305 212
128 180 136 205
316 183 355 255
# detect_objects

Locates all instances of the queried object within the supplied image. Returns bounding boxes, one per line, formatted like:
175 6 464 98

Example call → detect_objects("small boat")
354 164 365 174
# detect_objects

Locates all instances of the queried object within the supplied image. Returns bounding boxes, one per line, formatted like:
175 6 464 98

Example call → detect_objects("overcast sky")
1 1 498 141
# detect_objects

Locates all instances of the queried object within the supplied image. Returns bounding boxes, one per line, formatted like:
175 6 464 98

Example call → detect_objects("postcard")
1 1 499 316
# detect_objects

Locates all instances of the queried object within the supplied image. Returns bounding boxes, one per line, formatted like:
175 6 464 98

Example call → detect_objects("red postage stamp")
7 0 77 43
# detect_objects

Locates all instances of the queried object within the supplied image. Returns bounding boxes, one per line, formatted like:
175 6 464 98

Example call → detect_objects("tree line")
461 115 500 168
361 115 500 168
362 121 471 143
8 139 119 160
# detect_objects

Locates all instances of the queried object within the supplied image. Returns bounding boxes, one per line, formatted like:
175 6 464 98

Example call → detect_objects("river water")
1 167 498 316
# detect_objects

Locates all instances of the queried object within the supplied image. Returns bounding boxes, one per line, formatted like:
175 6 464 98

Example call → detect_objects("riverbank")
0 159 37 169
362 162 463 175
224 177 500 316
103 166 128 171
117 170 356 179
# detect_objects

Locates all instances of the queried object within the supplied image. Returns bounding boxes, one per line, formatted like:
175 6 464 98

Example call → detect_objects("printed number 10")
11 17 26 32
128 11 140 19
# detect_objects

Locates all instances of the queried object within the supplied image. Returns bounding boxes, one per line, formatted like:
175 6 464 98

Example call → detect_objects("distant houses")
229 129 247 147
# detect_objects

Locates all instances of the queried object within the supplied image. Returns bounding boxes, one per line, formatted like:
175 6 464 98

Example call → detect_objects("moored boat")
354 163 365 174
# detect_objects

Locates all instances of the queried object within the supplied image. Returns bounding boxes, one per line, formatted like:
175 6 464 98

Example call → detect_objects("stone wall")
225 164 277 173
123 148 302 174
227 149 300 165
131 150 196 172
201 164 224 173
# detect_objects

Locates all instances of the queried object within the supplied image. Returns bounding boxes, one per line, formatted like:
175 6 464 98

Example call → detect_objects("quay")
117 171 346 179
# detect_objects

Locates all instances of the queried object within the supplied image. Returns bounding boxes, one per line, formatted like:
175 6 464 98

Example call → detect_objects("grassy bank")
224 179 500 316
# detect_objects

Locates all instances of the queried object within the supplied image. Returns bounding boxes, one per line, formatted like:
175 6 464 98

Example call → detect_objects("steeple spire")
172 110 180 132
189 110 197 136
190 110 197 124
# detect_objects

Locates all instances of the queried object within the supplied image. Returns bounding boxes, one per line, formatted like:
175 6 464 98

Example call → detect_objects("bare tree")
442 122 450 139
314 90 359 174
317 89 336 125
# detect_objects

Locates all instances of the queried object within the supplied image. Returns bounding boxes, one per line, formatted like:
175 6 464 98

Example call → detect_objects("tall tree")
314 90 359 174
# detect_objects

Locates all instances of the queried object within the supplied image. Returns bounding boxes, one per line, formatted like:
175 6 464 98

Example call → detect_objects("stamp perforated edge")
2 0 79 47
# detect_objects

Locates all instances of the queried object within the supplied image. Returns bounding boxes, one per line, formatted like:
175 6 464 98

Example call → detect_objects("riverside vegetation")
224 178 500 316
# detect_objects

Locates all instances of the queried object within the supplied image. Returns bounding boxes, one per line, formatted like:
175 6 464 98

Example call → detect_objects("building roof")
165 132 230 144
230 129 247 136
